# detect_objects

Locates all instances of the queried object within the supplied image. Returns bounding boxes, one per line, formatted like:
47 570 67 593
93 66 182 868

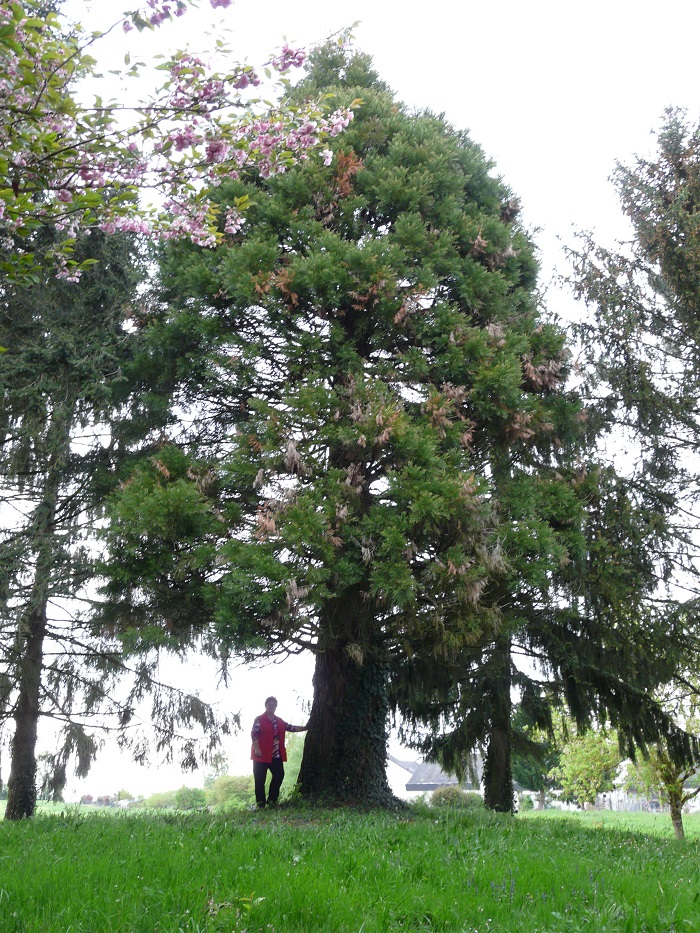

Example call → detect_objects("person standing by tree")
251 698 307 807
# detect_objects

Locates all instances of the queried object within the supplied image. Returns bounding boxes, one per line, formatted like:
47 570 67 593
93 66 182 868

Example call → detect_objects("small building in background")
387 753 482 799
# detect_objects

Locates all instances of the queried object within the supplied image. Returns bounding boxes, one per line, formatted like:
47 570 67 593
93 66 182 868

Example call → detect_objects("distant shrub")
207 775 254 809
174 786 207 810
519 793 535 811
431 786 484 809
144 790 178 809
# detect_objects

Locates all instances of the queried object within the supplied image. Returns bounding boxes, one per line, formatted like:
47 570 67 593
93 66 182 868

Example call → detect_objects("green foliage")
511 707 563 796
0 229 233 819
568 108 700 712
206 775 254 809
203 751 230 789
549 731 622 807
0 232 143 818
282 732 305 797
0 2 348 283
174 785 207 810
431 786 484 810
143 790 178 809
102 48 698 812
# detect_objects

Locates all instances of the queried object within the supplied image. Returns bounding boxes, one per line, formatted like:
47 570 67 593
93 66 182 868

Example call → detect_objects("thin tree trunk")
668 788 685 840
5 415 66 820
482 635 514 813
4 604 47 819
297 635 393 806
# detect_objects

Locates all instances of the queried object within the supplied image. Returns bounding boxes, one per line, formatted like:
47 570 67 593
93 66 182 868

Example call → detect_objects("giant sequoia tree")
104 49 578 804
103 53 698 806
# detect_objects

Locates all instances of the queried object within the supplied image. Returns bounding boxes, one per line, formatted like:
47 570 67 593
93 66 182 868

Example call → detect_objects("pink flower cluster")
271 45 306 73
55 255 83 282
160 199 218 247
1 0 356 283
166 54 229 113
205 139 229 164
224 207 245 235
124 0 228 31
231 67 261 91
327 109 354 137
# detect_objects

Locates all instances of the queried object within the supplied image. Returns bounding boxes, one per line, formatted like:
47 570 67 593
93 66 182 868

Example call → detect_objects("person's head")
264 696 278 713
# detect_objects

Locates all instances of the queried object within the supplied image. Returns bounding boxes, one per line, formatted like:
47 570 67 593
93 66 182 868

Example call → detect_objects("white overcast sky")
60 0 700 798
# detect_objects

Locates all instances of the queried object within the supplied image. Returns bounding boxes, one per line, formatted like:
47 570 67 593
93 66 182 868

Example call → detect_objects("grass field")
2 804 700 932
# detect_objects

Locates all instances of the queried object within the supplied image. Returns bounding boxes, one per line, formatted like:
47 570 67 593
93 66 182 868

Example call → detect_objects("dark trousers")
253 758 285 806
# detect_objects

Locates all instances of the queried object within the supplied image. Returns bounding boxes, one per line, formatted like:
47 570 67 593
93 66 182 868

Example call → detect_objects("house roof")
387 751 482 792
387 753 420 774
405 761 460 791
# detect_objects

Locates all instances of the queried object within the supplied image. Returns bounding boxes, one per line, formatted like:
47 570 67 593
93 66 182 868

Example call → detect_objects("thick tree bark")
297 636 393 806
482 636 514 813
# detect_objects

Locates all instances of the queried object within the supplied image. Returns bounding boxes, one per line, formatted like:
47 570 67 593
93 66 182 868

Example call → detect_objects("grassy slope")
2 806 699 932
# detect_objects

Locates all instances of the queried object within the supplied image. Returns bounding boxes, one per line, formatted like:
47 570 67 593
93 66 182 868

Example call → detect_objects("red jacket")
251 714 290 763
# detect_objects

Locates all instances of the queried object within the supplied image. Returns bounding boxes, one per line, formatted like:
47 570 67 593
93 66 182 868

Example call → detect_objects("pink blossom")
232 69 260 90
224 207 245 234
205 139 229 163
3 4 357 285
271 45 306 73
55 257 82 282
170 126 201 151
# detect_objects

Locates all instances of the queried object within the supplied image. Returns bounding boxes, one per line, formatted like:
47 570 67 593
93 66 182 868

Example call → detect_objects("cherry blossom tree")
0 0 353 284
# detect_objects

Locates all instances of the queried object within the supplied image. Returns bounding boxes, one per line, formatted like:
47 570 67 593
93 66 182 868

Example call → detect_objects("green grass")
522 807 700 840
2 805 700 931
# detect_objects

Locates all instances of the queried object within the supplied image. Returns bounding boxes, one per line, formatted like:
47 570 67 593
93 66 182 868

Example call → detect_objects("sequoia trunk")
482 635 514 813
297 639 393 806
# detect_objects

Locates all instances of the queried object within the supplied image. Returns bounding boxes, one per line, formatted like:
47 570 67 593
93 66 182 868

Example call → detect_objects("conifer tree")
0 232 231 819
569 108 700 590
564 109 700 778
102 48 574 804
